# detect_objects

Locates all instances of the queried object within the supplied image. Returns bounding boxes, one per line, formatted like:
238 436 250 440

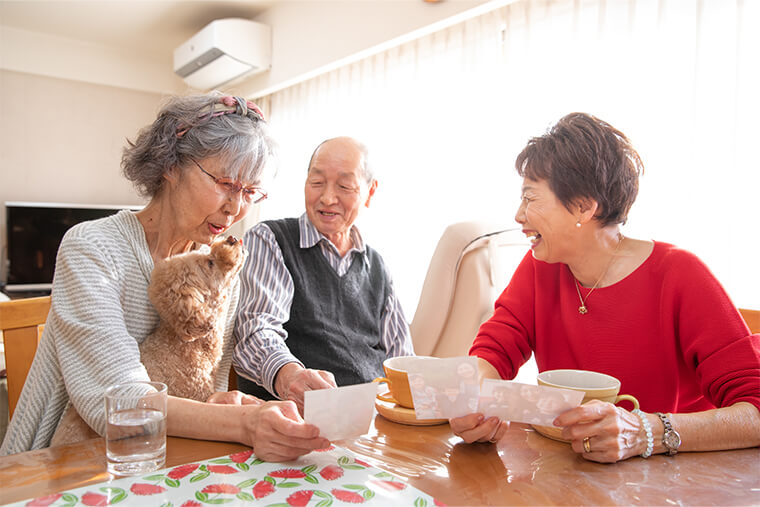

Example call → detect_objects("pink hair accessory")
214 96 265 121
176 96 265 138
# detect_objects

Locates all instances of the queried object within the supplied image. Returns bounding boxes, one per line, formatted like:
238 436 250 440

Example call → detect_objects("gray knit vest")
237 218 390 400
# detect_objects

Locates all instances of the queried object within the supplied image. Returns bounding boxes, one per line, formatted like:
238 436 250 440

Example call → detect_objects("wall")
0 25 183 95
235 0 498 96
1 2 499 97
0 70 161 282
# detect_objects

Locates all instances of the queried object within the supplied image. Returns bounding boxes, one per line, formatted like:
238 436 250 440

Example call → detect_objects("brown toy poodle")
49 235 246 446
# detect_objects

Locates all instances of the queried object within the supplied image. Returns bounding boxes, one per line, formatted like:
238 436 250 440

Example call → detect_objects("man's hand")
274 363 337 413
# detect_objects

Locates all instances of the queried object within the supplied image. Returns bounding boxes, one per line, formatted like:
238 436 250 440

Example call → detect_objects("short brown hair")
515 113 643 226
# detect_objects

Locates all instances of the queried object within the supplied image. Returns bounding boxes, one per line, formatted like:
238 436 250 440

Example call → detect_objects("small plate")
531 424 570 443
375 398 448 426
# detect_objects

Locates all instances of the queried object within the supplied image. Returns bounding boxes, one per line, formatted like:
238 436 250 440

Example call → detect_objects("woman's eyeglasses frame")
189 157 268 205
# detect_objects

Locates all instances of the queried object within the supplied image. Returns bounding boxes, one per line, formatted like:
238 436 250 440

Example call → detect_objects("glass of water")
105 381 167 476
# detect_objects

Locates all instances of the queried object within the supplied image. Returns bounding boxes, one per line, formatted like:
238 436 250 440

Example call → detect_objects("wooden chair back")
739 308 760 334
0 296 51 419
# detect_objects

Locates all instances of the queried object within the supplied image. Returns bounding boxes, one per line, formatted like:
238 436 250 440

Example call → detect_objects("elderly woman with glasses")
450 112 760 463
1 93 329 461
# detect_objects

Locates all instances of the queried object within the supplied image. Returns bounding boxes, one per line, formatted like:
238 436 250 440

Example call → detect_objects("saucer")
375 398 448 426
531 424 570 443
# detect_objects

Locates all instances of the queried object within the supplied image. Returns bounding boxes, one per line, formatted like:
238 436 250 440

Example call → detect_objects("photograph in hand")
406 357 480 419
478 379 584 426
304 382 376 441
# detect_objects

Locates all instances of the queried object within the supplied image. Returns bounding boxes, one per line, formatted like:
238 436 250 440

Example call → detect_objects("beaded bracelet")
632 408 654 458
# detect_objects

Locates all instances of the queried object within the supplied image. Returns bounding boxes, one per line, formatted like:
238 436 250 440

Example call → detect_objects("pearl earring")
576 221 582 228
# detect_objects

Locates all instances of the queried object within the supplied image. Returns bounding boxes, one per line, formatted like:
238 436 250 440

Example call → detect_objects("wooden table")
1 415 759 505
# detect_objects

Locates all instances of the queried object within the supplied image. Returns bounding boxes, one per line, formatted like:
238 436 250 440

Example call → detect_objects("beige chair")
0 296 51 419
739 308 759 334
410 221 529 357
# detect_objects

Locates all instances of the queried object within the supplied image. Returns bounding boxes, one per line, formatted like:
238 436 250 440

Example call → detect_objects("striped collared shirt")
233 213 413 397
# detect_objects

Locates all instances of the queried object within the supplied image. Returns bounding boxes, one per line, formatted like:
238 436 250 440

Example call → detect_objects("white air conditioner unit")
174 18 271 90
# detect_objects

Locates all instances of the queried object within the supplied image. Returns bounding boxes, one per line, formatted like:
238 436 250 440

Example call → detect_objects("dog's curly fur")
49 235 246 447
141 235 245 401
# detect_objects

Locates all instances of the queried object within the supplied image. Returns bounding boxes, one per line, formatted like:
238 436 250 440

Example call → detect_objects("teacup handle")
614 394 639 410
372 377 398 404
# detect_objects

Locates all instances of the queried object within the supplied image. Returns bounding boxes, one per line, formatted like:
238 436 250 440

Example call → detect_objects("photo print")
407 356 480 419
304 382 377 440
477 379 584 426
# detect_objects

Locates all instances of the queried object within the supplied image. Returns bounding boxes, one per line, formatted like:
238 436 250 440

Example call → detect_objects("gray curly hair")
122 92 277 198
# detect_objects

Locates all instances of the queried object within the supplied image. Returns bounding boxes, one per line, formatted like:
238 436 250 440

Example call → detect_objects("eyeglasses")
190 157 268 204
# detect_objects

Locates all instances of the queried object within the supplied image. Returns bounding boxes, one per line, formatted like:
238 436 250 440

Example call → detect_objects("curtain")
255 0 760 317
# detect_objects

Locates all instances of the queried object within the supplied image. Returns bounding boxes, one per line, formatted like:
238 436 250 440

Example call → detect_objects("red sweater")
470 242 760 414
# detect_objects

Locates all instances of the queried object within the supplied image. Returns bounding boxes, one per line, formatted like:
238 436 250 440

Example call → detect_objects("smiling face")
304 138 376 254
168 155 257 246
515 177 582 264
457 362 476 380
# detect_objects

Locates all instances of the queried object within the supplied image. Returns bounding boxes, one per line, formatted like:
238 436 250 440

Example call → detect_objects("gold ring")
583 437 592 453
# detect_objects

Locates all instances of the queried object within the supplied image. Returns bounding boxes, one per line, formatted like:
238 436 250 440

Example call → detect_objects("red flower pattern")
368 479 406 491
206 465 238 474
29 448 438 505
130 483 166 495
229 449 254 463
26 493 62 506
319 465 344 480
332 489 366 503
286 490 314 507
167 463 200 479
252 480 276 499
269 468 307 479
80 492 109 506
201 484 241 494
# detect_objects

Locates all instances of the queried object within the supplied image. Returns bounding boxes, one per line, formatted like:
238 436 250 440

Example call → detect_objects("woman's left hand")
207 390 264 405
554 400 646 463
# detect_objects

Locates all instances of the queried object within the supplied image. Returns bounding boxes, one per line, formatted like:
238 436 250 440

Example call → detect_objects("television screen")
4 202 142 292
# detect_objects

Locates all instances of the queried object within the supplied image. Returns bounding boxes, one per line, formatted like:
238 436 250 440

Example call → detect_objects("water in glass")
104 381 167 476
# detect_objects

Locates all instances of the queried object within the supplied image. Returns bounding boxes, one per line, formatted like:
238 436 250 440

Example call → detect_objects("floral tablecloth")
13 445 443 507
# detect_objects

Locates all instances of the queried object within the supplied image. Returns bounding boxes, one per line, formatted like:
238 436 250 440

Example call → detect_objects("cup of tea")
536 369 639 408
105 381 167 476
372 356 434 408
533 369 639 442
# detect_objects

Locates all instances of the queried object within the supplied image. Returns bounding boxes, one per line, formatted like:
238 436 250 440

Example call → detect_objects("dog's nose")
226 235 238 245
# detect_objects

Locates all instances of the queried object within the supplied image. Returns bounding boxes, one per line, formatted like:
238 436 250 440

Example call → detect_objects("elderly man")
233 137 414 410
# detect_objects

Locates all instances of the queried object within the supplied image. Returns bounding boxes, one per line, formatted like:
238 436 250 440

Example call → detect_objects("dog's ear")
174 286 215 339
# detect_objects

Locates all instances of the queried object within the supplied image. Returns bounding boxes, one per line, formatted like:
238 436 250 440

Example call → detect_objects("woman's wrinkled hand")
449 412 509 444
554 400 646 463
242 400 330 462
206 390 264 405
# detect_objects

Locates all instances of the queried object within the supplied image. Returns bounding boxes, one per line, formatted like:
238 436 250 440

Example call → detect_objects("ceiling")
0 0 275 59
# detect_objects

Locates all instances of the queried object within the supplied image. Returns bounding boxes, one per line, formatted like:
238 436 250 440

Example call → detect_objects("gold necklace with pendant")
573 234 624 315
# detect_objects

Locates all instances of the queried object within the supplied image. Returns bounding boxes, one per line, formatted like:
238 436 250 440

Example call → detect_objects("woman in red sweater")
452 113 760 463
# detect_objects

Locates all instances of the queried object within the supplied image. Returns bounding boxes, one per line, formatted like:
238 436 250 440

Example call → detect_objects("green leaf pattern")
14 446 439 506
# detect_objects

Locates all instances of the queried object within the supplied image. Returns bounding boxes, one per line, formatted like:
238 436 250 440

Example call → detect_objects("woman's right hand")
450 413 509 444
243 400 330 462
